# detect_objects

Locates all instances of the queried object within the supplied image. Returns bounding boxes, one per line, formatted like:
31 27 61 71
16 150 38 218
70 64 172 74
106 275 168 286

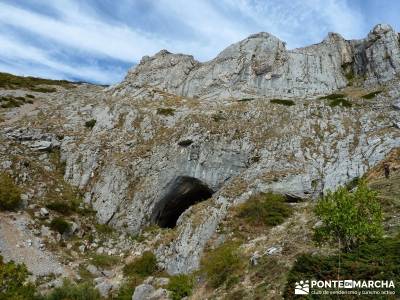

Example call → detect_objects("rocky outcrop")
115 24 400 100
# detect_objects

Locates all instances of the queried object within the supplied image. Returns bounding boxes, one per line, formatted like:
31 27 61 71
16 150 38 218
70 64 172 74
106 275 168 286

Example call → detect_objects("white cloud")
0 0 377 83
0 1 168 62
0 34 123 83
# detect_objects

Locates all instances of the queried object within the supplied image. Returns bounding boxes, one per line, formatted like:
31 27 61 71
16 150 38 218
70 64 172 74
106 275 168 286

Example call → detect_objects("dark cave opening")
152 176 214 228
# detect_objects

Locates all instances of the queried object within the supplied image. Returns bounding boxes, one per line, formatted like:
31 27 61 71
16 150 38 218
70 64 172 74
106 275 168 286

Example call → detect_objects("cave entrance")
152 176 214 228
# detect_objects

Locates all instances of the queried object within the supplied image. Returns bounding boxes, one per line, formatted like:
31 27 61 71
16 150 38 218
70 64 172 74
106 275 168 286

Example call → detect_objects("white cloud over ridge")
0 0 397 84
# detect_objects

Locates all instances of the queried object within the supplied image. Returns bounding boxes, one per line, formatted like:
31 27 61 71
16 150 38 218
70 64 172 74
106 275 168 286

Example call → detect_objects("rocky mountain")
115 24 400 100
0 24 399 299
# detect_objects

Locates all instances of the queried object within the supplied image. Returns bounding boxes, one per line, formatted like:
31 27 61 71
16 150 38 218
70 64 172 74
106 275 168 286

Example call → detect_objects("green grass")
237 192 292 227
157 107 175 116
270 99 295 106
362 90 382 99
0 173 21 211
123 251 158 277
0 72 73 90
201 242 244 288
167 275 194 300
328 98 352 107
284 236 400 299
90 253 120 269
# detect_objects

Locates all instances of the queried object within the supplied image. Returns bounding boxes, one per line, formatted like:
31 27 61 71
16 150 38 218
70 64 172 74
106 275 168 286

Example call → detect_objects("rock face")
115 24 400 100
1 24 400 276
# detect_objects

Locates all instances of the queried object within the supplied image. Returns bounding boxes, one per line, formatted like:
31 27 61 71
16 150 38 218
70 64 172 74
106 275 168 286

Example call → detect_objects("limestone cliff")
0 24 400 281
115 24 400 100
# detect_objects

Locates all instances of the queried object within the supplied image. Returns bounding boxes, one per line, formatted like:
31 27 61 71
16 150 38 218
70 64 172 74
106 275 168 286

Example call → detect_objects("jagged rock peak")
115 24 400 100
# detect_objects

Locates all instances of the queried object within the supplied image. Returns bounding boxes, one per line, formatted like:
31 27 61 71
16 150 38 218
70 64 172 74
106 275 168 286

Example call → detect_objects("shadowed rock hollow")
152 176 214 228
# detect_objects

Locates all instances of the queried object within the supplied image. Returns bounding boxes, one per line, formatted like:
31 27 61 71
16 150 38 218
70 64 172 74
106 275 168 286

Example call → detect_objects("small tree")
314 181 383 251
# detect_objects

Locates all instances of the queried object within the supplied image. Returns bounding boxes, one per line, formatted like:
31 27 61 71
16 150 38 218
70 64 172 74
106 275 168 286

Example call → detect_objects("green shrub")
0 255 38 299
84 119 96 129
26 94 35 99
49 217 71 234
201 242 243 288
319 93 346 100
270 99 295 106
90 254 120 269
123 251 157 277
43 279 101 300
328 98 352 107
284 236 400 299
361 90 382 99
314 181 383 251
0 173 21 211
167 275 194 300
237 192 292 227
157 108 175 116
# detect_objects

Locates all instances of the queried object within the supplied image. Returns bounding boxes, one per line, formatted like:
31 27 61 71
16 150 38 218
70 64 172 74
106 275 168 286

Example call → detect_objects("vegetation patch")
0 95 32 108
49 217 71 234
237 192 292 227
42 279 101 300
201 242 244 288
95 223 114 235
0 72 73 90
314 181 383 251
84 119 96 129
90 253 120 269
328 98 352 107
0 173 21 211
212 113 226 122
45 184 83 215
177 139 193 147
284 236 400 299
30 87 57 93
123 251 158 277
0 255 37 299
237 97 254 102
167 274 194 300
270 99 295 106
115 278 143 300
157 107 175 116
319 93 346 100
361 90 382 99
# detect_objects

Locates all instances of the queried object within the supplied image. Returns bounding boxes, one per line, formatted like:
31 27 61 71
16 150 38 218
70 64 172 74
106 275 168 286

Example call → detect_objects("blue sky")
0 0 399 84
